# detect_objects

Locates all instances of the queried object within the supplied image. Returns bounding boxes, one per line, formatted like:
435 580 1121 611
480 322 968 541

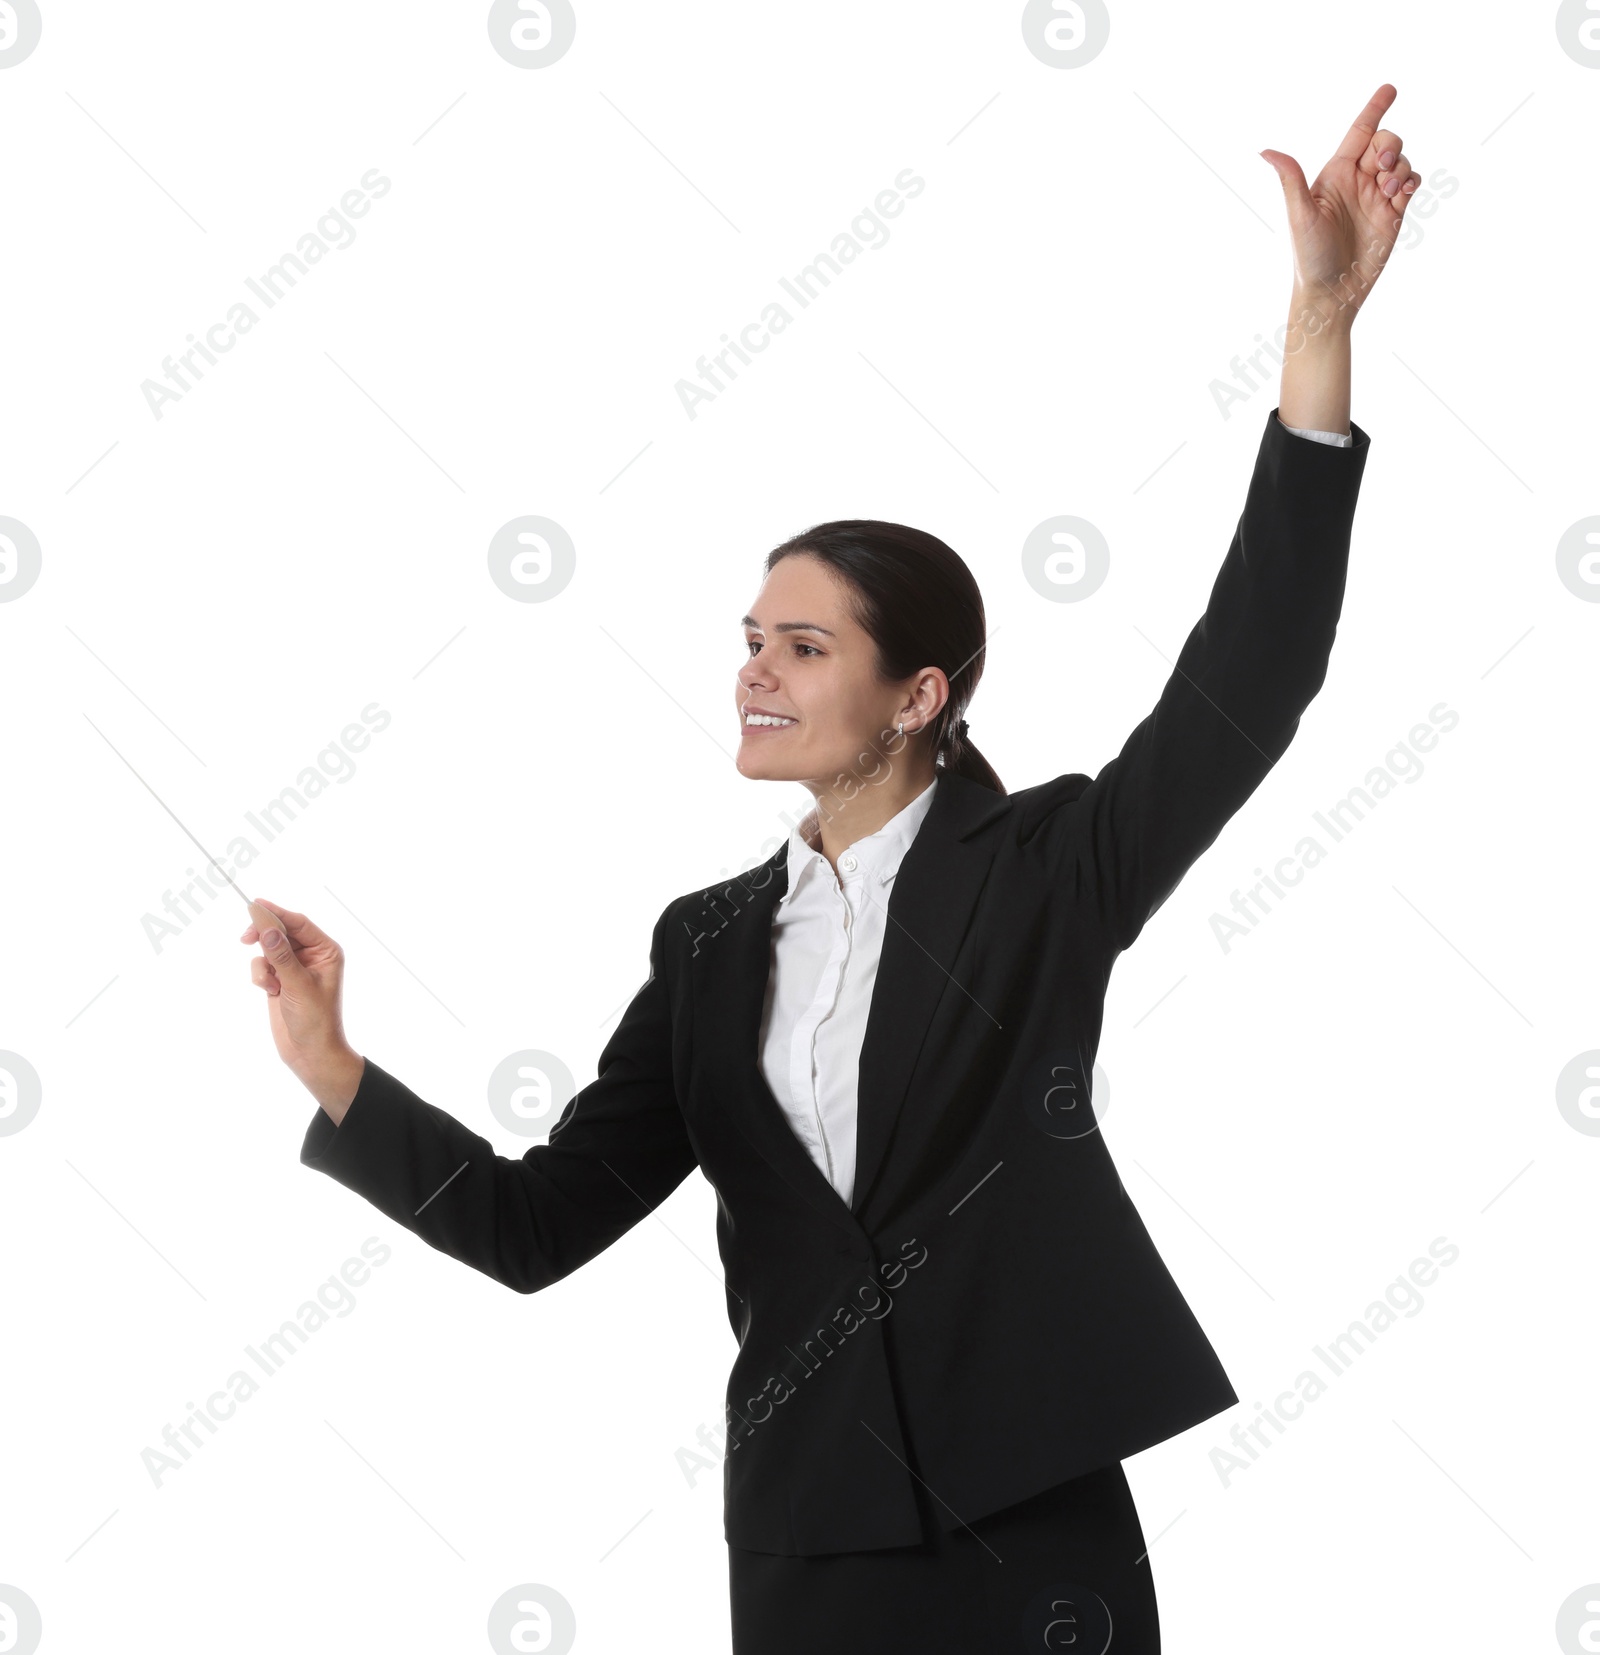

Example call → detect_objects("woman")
244 85 1418 1653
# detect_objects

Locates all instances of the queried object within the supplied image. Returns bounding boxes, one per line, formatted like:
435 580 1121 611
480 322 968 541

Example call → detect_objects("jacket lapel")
851 772 1011 1216
688 773 1013 1237
688 848 868 1244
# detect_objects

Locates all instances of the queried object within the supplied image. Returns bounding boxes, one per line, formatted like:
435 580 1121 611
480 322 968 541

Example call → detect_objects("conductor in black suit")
244 84 1420 1654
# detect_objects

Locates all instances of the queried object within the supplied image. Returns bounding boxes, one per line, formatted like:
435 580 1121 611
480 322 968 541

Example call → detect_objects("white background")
2 2 1595 1651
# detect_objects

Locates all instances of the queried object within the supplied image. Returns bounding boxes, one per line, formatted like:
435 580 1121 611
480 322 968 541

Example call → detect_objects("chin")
736 746 802 782
736 727 825 783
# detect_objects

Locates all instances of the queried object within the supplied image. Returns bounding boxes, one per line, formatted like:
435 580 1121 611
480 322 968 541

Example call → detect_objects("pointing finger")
1334 83 1398 164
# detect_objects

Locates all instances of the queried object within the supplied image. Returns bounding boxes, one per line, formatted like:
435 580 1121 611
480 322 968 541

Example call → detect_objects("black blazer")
301 405 1371 1557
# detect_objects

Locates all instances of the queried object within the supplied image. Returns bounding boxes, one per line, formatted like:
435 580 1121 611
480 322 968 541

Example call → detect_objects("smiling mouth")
743 713 797 729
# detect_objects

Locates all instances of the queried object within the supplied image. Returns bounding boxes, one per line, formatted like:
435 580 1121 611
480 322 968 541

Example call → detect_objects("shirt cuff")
1275 413 1353 448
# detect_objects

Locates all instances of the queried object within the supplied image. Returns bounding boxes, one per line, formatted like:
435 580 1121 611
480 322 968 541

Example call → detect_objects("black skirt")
727 1462 1159 1653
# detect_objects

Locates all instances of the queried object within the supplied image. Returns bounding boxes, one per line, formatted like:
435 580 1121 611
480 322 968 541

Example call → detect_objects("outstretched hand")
242 898 355 1080
1261 83 1419 328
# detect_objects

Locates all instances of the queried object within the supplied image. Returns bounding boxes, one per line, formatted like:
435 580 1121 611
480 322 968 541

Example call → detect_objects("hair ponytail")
765 520 1004 795
936 716 1005 794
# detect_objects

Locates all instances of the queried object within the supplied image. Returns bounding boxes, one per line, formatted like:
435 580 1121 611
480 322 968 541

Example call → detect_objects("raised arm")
1047 85 1419 951
247 899 697 1294
1069 407 1369 952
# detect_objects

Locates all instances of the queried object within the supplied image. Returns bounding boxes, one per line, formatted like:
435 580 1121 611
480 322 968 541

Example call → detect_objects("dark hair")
764 519 1004 795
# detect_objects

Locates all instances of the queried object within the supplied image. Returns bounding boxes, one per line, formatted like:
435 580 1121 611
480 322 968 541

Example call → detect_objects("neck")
797 753 940 870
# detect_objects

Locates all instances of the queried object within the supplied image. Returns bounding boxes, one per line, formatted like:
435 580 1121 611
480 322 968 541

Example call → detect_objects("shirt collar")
778 777 940 908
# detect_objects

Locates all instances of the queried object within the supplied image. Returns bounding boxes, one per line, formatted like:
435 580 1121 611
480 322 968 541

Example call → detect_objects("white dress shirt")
759 778 940 1207
756 413 1351 1204
1278 420 1352 447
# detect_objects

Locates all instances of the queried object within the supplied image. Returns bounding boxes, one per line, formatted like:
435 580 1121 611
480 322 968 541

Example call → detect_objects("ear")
901 667 950 732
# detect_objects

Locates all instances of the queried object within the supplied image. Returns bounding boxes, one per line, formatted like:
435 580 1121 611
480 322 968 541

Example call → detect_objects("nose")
738 652 773 692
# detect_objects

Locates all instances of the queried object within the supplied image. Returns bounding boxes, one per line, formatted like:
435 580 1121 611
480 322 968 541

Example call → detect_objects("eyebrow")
741 616 836 636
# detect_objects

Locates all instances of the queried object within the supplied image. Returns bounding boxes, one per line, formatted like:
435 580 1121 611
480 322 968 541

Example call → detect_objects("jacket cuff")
1270 404 1368 456
1276 413 1353 448
300 1055 395 1171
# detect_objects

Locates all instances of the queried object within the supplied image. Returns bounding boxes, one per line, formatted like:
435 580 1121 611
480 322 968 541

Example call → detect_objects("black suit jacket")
301 405 1370 1557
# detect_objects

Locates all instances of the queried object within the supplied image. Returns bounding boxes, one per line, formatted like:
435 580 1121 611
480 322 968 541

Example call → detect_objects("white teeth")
745 714 796 727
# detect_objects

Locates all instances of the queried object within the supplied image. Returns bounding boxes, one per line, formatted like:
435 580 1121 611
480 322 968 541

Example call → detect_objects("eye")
744 636 822 658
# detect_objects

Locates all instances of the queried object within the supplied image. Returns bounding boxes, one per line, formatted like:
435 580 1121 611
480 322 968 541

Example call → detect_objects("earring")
897 720 904 737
